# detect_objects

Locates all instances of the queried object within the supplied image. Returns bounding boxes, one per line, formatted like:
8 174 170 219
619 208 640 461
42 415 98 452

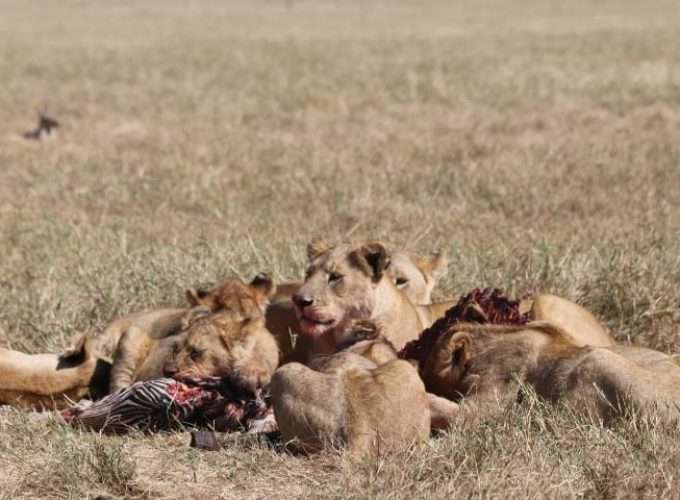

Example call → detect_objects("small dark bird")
23 112 60 140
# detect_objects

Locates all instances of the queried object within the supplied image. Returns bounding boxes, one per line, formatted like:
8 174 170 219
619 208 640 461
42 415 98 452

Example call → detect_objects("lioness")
283 241 456 364
323 318 461 431
271 351 430 456
419 321 680 424
163 309 279 392
108 275 276 392
266 244 448 362
0 336 111 410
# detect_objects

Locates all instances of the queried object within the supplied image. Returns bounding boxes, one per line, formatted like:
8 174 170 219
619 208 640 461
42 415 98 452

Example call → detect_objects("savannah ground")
1 0 680 498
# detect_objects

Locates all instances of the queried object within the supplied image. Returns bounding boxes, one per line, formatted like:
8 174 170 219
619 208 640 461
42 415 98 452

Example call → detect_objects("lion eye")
395 277 409 288
328 272 343 283
190 348 202 361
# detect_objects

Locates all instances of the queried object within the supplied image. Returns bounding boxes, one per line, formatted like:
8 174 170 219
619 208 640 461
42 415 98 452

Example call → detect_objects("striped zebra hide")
60 377 271 434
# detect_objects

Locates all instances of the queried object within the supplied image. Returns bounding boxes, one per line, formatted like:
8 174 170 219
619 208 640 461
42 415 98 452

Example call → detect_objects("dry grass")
1 0 680 498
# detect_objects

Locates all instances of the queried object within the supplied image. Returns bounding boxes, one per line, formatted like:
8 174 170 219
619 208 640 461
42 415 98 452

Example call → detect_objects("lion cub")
108 275 276 392
418 321 680 424
271 351 430 456
163 309 279 392
0 336 111 410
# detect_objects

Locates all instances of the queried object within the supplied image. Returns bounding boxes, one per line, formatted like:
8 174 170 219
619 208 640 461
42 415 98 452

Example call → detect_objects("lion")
277 240 457 364
271 351 430 456
0 336 111 410
185 273 295 359
108 275 277 392
417 321 680 424
163 309 279 393
266 244 448 362
329 318 462 431
91 274 277 363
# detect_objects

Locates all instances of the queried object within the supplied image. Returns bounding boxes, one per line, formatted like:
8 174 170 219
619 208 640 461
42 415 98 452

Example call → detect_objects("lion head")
292 241 398 339
163 309 279 392
185 273 275 316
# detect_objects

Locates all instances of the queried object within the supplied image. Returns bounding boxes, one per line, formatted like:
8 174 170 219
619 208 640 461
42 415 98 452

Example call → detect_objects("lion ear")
409 251 449 282
351 242 391 282
235 315 264 339
181 306 212 330
250 273 276 300
460 303 488 324
307 238 332 261
450 332 471 368
424 252 449 281
186 287 210 307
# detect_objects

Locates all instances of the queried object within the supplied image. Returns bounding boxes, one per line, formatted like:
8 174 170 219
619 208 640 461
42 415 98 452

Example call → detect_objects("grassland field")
1 1 680 498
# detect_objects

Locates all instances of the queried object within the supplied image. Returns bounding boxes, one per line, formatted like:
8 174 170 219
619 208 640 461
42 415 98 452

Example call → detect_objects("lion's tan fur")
520 294 614 347
284 241 455 364
271 352 430 456
108 276 278 392
319 319 461 432
270 248 447 305
0 336 111 410
420 321 680 424
185 273 274 317
164 310 279 391
90 308 187 360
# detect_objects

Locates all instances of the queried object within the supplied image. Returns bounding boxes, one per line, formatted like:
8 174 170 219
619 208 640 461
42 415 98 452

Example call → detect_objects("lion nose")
293 293 314 309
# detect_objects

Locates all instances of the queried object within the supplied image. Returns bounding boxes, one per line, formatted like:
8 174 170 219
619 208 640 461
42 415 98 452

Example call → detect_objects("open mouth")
298 314 337 336
300 315 334 326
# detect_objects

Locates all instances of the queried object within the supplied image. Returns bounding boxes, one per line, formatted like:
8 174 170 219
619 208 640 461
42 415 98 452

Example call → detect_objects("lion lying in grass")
109 275 278 392
520 293 613 347
163 309 279 393
0 336 111 410
56 307 280 433
416 320 680 424
271 350 430 456
110 275 278 392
